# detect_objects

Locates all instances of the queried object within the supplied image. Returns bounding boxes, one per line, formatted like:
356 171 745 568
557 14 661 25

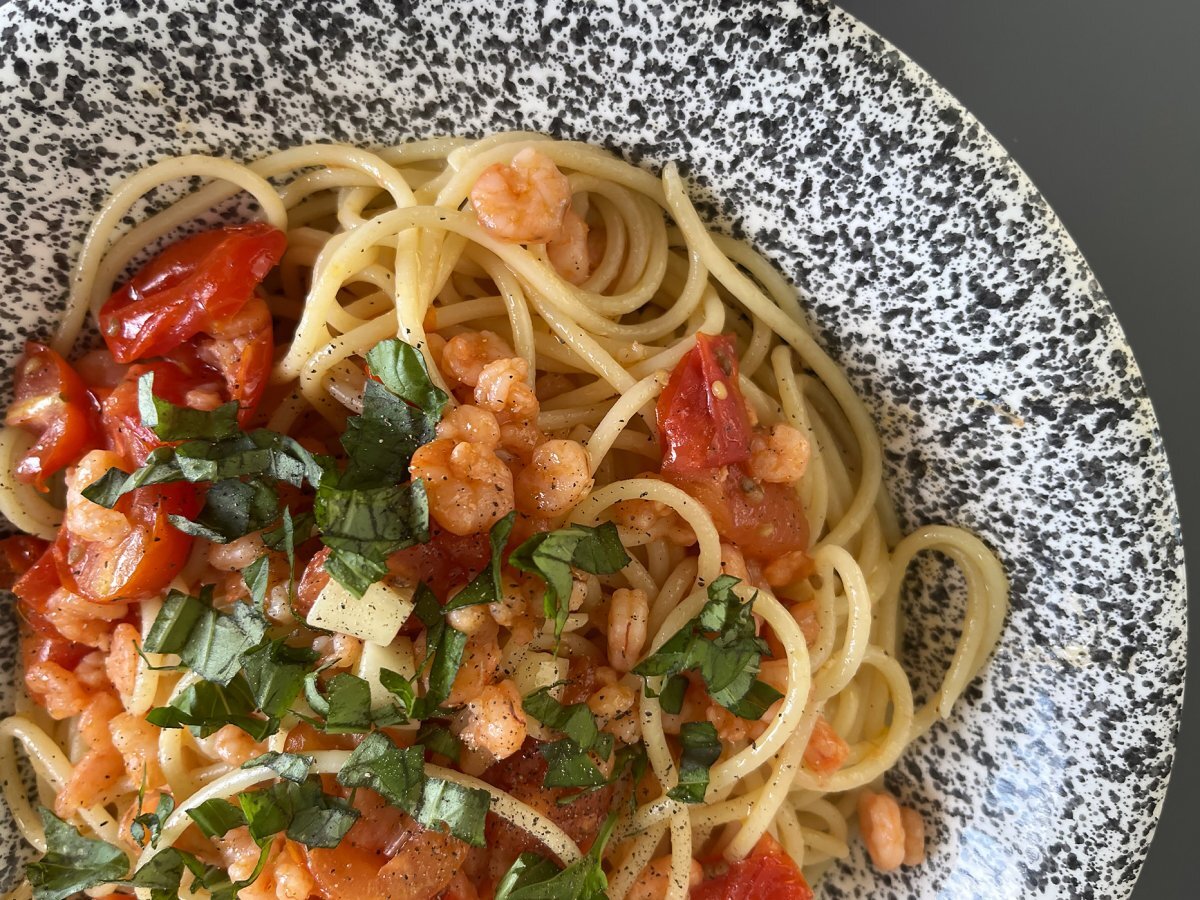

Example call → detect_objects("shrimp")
436 404 502 448
607 588 649 672
764 548 813 587
24 661 90 719
410 438 515 536
748 423 811 484
441 330 514 389
444 617 502 707
194 723 267 767
312 632 363 670
474 357 539 423
610 497 696 546
110 711 165 788
217 832 315 900
42 588 129 649
900 805 927 866
547 207 591 284
64 450 131 544
587 681 640 744
207 531 268 571
803 716 850 776
457 678 527 762
514 438 593 516
195 294 274 423
56 693 126 818
469 148 572 244
105 623 141 709
858 790 906 871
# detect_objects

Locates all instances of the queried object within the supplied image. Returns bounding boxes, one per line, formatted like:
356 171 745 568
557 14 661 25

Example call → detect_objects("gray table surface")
834 2 1198 897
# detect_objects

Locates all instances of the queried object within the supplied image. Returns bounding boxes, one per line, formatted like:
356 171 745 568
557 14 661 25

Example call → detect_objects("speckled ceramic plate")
0 1 1186 897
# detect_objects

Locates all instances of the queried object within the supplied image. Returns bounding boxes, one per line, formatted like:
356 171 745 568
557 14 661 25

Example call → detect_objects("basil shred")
37 338 776 900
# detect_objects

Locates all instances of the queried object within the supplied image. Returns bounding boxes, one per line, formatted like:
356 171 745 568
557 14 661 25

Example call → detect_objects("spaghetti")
0 134 1007 899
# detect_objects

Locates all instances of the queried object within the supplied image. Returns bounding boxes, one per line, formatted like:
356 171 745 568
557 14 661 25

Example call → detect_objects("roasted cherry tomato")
12 543 63 637
657 333 752 474
665 463 809 559
4 342 102 491
692 833 813 900
55 482 199 603
98 224 285 422
100 349 226 466
0 534 50 590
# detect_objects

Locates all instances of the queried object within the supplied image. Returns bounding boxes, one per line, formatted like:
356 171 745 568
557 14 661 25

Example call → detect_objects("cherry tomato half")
54 481 200 603
665 463 809 560
98 223 285 364
692 833 813 900
657 333 752 474
4 342 102 491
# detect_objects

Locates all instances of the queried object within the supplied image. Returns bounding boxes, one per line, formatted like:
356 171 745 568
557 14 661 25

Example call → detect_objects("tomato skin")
692 833 813 900
0 535 50 591
12 544 65 637
195 295 275 425
657 333 752 474
55 482 200 603
98 223 285 364
4 342 102 491
665 464 809 559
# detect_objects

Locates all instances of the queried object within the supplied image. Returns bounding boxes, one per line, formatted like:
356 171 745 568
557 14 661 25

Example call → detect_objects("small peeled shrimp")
436 404 502 448
514 438 593 516
858 790 906 871
607 588 649 672
441 330 515 389
748 423 811 484
469 148 572 243
474 357 539 423
64 449 131 544
803 715 850 776
547 207 591 284
410 438 515 536
457 678 527 762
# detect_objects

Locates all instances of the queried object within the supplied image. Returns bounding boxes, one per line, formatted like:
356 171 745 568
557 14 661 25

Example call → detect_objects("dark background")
834 1 1198 896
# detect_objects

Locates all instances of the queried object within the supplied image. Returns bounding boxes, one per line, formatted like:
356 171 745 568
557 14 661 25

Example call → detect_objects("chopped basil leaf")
238 780 359 850
340 379 430 487
445 511 514 611
557 741 649 808
263 509 315 550
494 853 562 900
633 575 780 720
243 751 314 783
493 810 617 900
27 808 128 900
410 584 467 718
143 589 266 687
667 722 721 804
137 372 240 442
186 799 248 838
129 792 175 848
539 735 614 789
316 478 430 597
243 555 271 608
240 638 315 718
142 589 208 656
416 723 463 762
170 476 279 543
127 846 184 894
337 733 427 812
416 776 489 847
146 676 276 741
365 338 450 425
379 667 416 717
509 522 629 638
336 732 489 847
658 673 688 715
522 686 602 752
306 672 374 733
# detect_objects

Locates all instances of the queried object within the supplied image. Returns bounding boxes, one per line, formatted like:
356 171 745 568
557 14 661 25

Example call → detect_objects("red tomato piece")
12 543 65 637
4 342 102 491
0 535 50 590
665 463 809 559
692 833 813 900
101 350 226 466
98 223 285 364
657 333 752 474
54 482 200 603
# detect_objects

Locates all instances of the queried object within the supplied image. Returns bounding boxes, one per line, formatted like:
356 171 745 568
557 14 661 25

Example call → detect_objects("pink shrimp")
469 148 573 243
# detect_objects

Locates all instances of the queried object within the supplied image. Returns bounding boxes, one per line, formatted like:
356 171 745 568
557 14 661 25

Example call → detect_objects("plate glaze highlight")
0 2 1184 897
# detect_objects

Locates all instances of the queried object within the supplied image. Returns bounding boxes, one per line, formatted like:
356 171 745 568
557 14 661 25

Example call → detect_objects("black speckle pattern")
0 1 1185 897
